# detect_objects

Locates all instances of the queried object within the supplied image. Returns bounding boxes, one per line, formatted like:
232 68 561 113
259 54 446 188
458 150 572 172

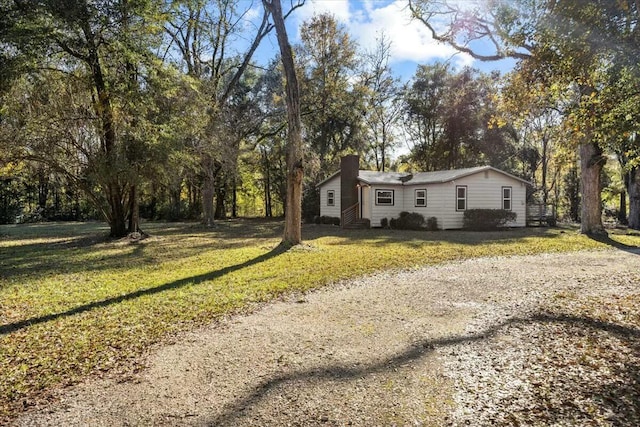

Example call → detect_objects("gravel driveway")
13 248 640 426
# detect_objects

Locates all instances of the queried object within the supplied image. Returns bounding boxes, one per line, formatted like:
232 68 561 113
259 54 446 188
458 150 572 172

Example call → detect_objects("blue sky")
253 0 517 81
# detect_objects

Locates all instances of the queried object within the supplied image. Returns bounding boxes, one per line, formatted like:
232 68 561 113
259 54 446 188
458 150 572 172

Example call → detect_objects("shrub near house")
389 212 426 230
463 209 517 231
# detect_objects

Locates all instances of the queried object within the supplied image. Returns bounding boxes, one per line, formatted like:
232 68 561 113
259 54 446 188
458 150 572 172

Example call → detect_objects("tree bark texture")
579 141 606 235
628 167 640 230
128 184 140 233
201 156 220 227
264 0 303 246
618 190 628 225
214 185 226 220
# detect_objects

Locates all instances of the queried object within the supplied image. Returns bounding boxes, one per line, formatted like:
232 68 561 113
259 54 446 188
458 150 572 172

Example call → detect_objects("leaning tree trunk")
264 0 303 246
579 141 606 235
628 166 640 230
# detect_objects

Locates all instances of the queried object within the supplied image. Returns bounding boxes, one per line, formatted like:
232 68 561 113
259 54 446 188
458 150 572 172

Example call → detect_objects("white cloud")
294 0 352 26
291 0 475 71
353 1 474 68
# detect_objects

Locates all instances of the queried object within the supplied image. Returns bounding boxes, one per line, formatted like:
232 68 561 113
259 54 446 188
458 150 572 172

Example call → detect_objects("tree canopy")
1 0 638 232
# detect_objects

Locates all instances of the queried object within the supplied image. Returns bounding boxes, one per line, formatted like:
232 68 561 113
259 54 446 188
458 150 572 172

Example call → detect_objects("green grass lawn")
1 220 639 420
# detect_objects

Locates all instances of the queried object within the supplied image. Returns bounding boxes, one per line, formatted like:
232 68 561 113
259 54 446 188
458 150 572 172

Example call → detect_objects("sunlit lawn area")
1 219 639 420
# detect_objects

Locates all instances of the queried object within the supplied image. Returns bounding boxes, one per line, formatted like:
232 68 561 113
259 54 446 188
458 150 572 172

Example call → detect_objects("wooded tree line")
1 0 638 236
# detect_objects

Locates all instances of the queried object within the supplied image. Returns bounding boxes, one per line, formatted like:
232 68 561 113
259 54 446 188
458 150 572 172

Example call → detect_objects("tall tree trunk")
264 0 303 246
83 19 128 237
628 166 640 230
541 136 548 206
381 125 387 172
201 156 218 227
231 177 238 218
202 176 215 227
108 189 127 237
128 184 140 233
265 166 272 218
579 141 606 235
214 184 226 220
618 190 628 225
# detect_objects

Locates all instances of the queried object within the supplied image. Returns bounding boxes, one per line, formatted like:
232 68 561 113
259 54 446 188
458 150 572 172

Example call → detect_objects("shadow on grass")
205 312 640 426
0 220 285 282
0 245 287 336
306 224 570 247
587 233 640 255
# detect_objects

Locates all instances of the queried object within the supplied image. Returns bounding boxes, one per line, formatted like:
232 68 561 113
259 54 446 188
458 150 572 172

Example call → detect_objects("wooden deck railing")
341 203 359 228
526 203 556 226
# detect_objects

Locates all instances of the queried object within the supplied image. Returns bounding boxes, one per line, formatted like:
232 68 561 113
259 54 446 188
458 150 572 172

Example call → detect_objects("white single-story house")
317 155 531 229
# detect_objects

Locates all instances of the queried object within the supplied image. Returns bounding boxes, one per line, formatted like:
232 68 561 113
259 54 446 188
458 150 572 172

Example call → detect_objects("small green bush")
314 216 340 225
463 209 517 231
380 217 389 228
390 211 426 230
426 216 439 231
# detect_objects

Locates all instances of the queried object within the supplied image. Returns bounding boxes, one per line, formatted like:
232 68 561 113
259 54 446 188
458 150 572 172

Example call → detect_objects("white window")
327 190 335 206
415 189 427 207
502 187 512 211
456 186 467 211
376 189 394 206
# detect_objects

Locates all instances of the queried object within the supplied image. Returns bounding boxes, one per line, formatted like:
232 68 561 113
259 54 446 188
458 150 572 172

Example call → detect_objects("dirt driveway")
13 248 640 426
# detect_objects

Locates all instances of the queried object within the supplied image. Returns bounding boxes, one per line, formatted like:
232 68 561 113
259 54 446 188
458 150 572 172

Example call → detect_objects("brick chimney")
340 155 359 212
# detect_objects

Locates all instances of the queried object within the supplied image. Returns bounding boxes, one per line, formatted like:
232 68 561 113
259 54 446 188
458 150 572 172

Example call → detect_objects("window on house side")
502 187 512 211
415 189 427 207
456 186 467 211
376 189 394 206
327 190 335 206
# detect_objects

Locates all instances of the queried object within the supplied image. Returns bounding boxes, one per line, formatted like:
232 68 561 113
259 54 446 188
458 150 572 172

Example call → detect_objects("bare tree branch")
408 0 532 61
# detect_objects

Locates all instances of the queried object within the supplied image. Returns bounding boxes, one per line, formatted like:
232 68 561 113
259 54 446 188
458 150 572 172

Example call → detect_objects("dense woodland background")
0 0 638 236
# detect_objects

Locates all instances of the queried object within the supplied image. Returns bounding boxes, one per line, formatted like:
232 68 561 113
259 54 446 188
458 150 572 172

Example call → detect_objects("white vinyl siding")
319 175 341 218
361 185 371 220
439 170 526 229
369 185 403 227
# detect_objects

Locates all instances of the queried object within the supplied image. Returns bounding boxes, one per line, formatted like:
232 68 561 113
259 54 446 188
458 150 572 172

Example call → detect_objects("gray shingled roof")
318 166 531 187
408 166 494 184
357 166 503 185
356 170 409 185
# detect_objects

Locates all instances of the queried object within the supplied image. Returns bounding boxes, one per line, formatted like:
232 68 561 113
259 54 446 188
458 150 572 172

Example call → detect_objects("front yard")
1 220 639 422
